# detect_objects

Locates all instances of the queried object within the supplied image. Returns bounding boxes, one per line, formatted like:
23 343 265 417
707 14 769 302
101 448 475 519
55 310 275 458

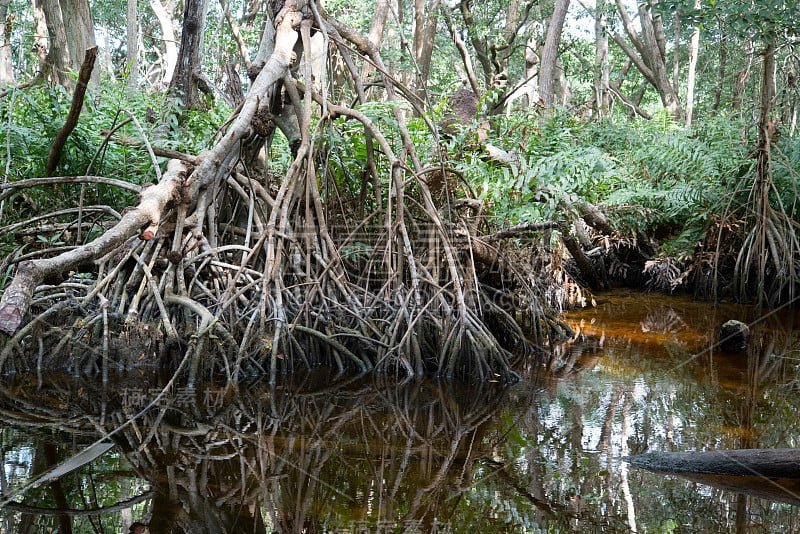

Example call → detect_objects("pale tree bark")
683 0 700 128
36 0 72 89
362 0 390 80
671 8 681 91
170 0 210 109
612 0 683 120
59 0 98 85
594 0 610 116
150 0 178 87
126 0 139 89
0 0 13 85
33 1 48 70
539 0 570 108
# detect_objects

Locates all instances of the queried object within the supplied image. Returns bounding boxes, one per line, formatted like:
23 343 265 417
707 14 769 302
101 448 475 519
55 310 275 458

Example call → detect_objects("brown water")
2 290 800 533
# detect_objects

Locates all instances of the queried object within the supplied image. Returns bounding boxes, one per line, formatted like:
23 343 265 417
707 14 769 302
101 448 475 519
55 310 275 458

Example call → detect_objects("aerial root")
0 6 559 383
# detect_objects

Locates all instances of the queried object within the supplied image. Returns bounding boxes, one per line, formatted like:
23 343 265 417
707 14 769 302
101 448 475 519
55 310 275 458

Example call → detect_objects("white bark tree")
0 0 13 85
413 0 442 96
684 0 701 127
150 0 179 87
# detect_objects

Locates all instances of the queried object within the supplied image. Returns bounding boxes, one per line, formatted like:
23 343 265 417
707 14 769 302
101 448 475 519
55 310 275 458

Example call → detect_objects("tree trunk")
150 0 179 87
612 0 683 120
504 34 540 113
126 0 139 89
732 41 754 111
754 39 776 306
628 448 800 478
37 0 72 89
0 0 13 85
59 0 98 85
412 0 441 97
539 0 571 107
683 0 700 127
671 8 681 91
594 0 610 117
459 0 493 88
362 0 390 80
627 449 800 506
170 0 211 109
33 0 49 72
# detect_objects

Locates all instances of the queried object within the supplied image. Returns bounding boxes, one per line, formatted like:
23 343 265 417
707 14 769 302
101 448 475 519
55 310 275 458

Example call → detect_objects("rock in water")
719 319 749 353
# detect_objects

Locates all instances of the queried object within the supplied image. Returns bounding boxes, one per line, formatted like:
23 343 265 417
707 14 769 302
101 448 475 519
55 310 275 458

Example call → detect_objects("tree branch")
219 0 253 70
0 160 192 336
611 33 656 86
3 492 154 517
0 176 142 202
45 47 98 177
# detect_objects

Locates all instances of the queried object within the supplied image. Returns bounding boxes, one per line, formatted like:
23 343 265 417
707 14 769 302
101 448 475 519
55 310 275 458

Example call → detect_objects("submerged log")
626 449 800 505
626 448 800 478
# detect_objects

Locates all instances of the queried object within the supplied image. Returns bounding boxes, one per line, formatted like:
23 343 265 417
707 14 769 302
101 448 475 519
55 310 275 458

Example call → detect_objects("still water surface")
1 290 800 533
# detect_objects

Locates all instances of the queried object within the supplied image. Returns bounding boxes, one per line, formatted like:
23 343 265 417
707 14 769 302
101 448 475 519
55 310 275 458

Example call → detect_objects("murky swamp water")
2 290 800 533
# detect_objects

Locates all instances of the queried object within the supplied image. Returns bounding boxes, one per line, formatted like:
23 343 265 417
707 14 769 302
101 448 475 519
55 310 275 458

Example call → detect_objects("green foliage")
443 108 760 261
658 0 800 40
773 136 800 218
0 78 235 254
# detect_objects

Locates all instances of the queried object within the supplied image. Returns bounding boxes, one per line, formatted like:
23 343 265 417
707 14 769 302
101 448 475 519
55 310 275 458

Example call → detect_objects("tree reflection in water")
0 373 520 533
2 293 800 533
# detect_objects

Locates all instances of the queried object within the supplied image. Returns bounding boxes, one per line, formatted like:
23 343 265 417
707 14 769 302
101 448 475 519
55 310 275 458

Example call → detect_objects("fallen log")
484 220 564 241
625 448 800 478
626 449 800 505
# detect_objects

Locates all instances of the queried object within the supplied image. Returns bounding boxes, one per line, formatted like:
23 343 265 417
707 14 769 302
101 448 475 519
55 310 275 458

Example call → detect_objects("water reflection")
0 373 516 533
1 291 800 533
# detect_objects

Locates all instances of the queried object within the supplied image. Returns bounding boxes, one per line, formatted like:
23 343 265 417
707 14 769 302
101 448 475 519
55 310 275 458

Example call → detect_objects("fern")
634 133 724 184
521 146 620 201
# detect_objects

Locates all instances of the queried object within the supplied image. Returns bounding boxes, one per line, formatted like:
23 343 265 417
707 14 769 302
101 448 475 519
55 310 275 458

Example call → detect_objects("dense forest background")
0 0 798 380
